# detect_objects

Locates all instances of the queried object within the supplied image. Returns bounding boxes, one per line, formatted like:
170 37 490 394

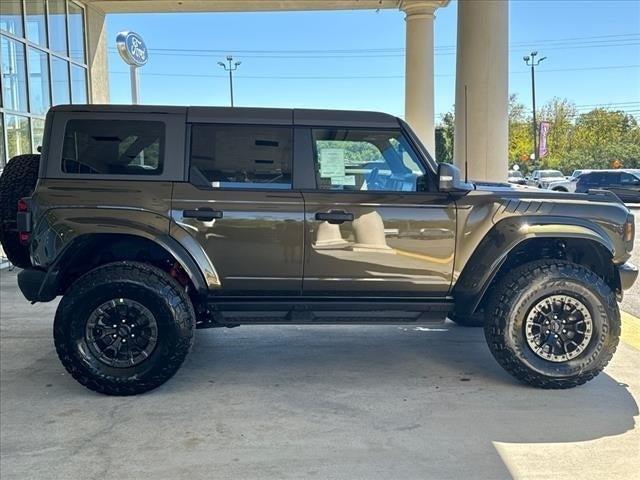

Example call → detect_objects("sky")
106 0 640 123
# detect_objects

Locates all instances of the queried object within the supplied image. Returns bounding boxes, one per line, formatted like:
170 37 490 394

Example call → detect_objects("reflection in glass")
48 0 68 56
0 1 24 36
51 56 70 105
68 2 85 63
31 118 45 152
1 36 29 112
70 64 87 103
26 1 47 47
5 114 31 158
28 48 51 114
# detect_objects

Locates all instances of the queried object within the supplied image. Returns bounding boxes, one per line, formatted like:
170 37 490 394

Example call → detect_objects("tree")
508 94 532 169
435 111 455 163
539 97 577 169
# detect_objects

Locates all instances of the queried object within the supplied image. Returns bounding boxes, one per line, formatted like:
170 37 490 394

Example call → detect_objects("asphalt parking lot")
1 267 639 480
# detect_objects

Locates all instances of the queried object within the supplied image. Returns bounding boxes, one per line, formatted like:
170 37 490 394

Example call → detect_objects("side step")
197 299 453 328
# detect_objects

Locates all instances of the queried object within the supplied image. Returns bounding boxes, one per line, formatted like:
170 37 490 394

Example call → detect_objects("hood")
473 181 627 206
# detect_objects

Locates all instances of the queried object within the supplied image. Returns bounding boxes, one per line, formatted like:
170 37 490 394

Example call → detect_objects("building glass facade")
0 1 88 167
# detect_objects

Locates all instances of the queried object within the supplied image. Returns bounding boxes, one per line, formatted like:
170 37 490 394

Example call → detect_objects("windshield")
509 171 523 178
540 171 564 178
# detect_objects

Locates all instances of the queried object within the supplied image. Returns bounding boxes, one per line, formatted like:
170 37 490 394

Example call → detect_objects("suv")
0 105 637 395
576 170 640 204
527 169 565 188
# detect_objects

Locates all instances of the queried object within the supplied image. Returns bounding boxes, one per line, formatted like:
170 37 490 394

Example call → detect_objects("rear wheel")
0 154 40 268
54 262 195 395
484 260 620 389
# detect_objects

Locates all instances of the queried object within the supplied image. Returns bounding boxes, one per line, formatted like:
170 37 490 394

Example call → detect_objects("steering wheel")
366 166 385 190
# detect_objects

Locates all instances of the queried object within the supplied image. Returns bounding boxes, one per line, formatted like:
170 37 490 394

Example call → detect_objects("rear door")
171 114 304 295
296 126 456 296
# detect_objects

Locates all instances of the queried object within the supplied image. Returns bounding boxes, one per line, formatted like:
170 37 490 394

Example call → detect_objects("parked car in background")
507 170 527 185
527 169 565 188
576 169 640 203
547 169 592 192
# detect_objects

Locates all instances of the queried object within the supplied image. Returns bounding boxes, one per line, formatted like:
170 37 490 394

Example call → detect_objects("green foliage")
435 112 454 164
434 95 640 175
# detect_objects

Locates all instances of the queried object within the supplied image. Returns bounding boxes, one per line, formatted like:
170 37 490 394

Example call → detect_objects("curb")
621 311 640 351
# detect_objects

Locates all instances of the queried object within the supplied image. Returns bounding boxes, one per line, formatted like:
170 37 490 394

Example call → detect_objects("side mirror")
438 163 473 194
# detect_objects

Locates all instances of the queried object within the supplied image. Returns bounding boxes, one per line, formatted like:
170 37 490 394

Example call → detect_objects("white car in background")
547 169 592 192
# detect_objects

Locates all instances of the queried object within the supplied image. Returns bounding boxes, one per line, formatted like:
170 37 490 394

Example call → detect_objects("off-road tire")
449 311 485 327
484 259 620 389
0 154 40 268
54 262 195 395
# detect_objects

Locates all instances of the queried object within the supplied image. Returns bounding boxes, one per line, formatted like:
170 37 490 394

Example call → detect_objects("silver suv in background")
527 169 565 188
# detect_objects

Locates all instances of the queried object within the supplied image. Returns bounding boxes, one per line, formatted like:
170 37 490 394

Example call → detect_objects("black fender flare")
29 208 220 301
453 216 615 316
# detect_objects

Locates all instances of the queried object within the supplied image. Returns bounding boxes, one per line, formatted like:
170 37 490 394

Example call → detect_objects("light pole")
217 56 241 107
523 51 546 164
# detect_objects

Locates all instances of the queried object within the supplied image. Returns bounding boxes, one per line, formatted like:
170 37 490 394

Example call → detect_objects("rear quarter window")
61 119 165 175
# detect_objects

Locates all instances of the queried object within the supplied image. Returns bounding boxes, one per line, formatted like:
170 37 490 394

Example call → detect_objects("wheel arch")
453 217 616 316
52 232 209 296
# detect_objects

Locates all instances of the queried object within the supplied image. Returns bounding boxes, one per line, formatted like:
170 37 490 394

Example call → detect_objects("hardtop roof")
49 104 400 128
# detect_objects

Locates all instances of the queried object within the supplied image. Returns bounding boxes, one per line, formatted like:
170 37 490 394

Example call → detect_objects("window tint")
190 125 293 189
311 129 425 192
62 120 164 175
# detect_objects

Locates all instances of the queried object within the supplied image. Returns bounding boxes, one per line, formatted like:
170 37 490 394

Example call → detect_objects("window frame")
187 122 295 191
301 125 438 194
45 111 186 181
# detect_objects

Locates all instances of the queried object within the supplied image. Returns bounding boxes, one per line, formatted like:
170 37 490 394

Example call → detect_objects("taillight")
17 198 31 245
17 198 28 212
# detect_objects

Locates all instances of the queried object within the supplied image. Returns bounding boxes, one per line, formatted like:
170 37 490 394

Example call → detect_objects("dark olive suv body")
0 104 637 395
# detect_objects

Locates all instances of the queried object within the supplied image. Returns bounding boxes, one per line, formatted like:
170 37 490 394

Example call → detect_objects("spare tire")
0 154 40 268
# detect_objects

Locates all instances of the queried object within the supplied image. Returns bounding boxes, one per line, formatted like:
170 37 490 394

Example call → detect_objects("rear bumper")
17 268 57 302
618 261 638 291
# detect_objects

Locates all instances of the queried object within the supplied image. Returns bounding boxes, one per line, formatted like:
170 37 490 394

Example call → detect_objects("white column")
402 1 437 156
85 5 109 103
453 0 508 182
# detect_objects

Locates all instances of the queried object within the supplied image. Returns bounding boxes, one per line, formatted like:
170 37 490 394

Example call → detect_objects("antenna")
464 85 469 183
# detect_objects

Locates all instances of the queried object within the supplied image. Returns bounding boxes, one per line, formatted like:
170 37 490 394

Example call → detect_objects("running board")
197 300 453 328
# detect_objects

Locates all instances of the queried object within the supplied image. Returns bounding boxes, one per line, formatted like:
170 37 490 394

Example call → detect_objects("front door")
608 171 640 203
299 127 456 296
172 123 304 295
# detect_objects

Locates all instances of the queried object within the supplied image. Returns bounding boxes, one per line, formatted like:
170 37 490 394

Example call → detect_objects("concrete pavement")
1 268 639 480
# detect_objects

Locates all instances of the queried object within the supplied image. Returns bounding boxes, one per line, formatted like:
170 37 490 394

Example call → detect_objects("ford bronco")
0 105 636 395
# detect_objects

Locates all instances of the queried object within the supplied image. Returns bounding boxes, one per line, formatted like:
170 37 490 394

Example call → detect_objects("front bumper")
618 261 639 291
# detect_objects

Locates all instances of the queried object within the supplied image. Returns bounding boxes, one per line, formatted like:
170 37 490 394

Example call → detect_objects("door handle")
315 210 354 224
183 208 223 221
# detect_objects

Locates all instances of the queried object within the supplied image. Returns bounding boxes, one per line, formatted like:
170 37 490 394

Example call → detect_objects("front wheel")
484 260 620 389
54 262 195 395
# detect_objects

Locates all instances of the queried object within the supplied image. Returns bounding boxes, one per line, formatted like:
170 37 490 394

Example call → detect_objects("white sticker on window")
319 148 345 178
331 175 356 186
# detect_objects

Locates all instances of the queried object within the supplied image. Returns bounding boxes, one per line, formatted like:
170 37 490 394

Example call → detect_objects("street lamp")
218 55 241 107
523 51 546 164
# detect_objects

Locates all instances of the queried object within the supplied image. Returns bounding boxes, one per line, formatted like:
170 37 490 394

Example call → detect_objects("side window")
311 129 426 192
620 173 640 185
190 125 292 190
604 172 620 186
586 173 604 186
62 120 164 175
